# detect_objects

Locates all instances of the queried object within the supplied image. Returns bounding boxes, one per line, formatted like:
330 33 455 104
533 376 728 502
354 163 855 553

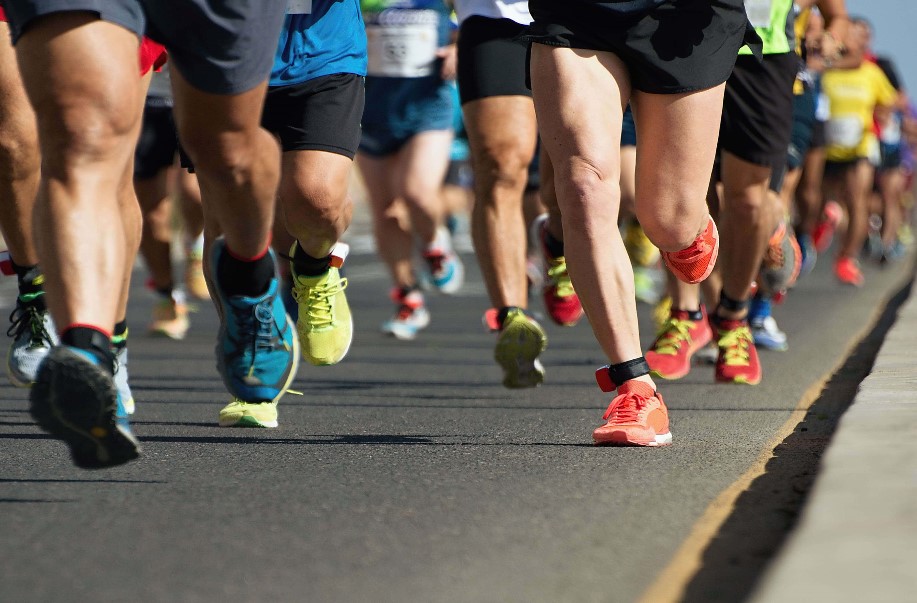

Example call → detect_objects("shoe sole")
30 348 140 469
715 374 762 385
593 431 673 447
219 414 278 428
495 320 547 389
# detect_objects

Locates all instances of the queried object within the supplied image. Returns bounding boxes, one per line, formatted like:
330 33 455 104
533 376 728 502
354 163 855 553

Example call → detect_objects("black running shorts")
134 103 179 179
523 0 753 94
262 73 365 159
457 16 532 105
4 0 285 95
720 53 799 167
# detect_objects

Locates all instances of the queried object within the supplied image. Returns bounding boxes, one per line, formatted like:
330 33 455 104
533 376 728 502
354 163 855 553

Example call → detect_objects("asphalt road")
1 237 912 603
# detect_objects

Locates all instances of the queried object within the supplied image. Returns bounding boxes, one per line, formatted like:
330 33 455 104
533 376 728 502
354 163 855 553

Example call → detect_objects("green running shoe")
219 397 278 428
291 242 352 366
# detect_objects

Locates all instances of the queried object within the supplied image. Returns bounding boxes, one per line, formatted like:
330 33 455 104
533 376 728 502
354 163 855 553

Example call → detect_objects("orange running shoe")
646 308 713 380
533 215 584 326
834 257 864 287
592 379 672 446
662 215 719 284
714 319 762 385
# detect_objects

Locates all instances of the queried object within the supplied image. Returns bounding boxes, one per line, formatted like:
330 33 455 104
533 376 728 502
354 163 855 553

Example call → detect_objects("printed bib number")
366 23 438 78
745 0 774 29
287 0 312 14
826 115 864 148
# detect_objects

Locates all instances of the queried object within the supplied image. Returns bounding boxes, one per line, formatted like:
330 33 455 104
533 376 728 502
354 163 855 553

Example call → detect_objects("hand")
437 44 457 81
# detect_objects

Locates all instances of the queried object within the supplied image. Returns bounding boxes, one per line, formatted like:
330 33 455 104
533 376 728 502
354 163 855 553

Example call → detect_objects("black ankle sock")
61 326 115 375
496 306 522 327
686 308 704 321
155 286 174 299
542 228 565 259
112 320 128 351
217 248 274 297
292 244 332 277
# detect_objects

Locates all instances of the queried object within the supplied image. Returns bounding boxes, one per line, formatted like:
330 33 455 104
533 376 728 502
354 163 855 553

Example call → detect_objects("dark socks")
61 326 115 375
112 320 128 351
291 244 332 277
217 246 274 297
686 308 704 321
12 262 46 309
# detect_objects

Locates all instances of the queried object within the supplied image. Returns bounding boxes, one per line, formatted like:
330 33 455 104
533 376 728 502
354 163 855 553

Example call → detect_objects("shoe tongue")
618 380 654 398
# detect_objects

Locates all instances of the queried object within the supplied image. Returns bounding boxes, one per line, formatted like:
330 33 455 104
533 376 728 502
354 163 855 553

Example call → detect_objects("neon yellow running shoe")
219 397 278 428
486 307 548 389
624 219 660 268
290 242 352 366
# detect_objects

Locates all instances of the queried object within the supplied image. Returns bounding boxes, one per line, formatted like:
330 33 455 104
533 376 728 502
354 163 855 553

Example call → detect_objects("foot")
834 256 864 287
423 227 464 294
662 215 719 284
30 346 140 468
219 397 278 428
381 287 431 341
487 307 547 389
645 308 713 380
148 291 190 340
714 318 762 384
7 294 58 387
211 238 300 403
290 242 352 366
534 214 584 326
593 380 672 447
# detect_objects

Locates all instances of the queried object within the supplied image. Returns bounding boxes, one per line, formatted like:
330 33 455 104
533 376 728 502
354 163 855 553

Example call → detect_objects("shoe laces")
293 275 348 329
652 317 695 355
719 325 753 366
229 299 287 360
602 389 652 422
546 259 575 297
7 296 53 349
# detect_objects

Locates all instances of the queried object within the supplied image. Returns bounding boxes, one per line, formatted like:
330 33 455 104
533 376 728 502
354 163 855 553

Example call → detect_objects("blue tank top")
271 0 369 87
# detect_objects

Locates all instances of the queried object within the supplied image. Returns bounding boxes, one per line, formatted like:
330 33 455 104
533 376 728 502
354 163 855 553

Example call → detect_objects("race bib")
366 21 438 78
745 0 774 29
287 0 312 14
826 115 864 148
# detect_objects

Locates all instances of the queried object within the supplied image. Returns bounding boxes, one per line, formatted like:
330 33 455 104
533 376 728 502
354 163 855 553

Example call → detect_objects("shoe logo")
255 304 274 322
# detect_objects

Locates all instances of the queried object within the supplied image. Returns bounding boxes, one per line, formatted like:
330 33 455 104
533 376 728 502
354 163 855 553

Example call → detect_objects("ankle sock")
292 244 332 277
217 244 274 297
542 226 565 259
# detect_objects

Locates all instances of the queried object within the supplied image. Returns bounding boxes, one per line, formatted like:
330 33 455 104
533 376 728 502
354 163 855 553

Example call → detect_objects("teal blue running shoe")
30 345 140 468
211 239 300 403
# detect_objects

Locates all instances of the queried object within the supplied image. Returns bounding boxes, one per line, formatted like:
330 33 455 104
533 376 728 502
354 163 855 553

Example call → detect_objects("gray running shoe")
7 296 58 387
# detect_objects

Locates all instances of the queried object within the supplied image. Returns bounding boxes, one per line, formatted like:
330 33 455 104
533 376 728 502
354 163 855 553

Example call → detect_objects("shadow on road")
679 272 914 603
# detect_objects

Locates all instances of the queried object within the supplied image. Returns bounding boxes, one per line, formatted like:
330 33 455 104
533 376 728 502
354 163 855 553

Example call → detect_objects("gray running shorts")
3 0 285 95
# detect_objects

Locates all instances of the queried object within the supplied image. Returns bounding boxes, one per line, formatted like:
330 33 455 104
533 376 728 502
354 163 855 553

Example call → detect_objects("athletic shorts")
457 16 531 105
134 104 178 179
879 142 903 170
824 158 865 177
522 0 754 94
3 0 284 95
262 73 365 159
787 82 819 171
621 105 637 147
720 53 798 167
359 77 453 157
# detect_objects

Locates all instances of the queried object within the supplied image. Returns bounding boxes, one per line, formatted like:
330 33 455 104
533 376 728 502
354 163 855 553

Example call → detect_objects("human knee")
0 122 39 180
180 129 262 182
472 142 531 193
637 208 704 251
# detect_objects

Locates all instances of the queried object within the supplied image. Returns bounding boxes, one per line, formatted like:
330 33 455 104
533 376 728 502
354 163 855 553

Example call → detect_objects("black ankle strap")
717 291 750 313
595 358 650 392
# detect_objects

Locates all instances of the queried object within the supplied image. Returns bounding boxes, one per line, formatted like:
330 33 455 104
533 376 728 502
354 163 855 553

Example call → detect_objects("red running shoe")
534 214 584 326
646 307 713 380
714 319 762 385
834 256 864 287
662 215 719 284
813 200 843 253
592 380 672 446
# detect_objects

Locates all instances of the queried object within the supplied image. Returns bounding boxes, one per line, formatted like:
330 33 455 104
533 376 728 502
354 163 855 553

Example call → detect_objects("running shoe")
290 242 352 366
633 266 660 305
7 293 58 387
112 341 135 415
148 291 190 340
714 319 762 385
592 379 672 447
834 256 864 286
219 397 278 428
184 255 210 300
796 232 817 277
750 315 788 352
645 307 713 380
652 295 672 331
758 221 802 295
381 287 430 341
423 227 464 294
30 346 140 468
623 219 660 268
533 214 584 326
487 307 547 389
813 200 843 253
662 215 719 284
211 239 299 403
